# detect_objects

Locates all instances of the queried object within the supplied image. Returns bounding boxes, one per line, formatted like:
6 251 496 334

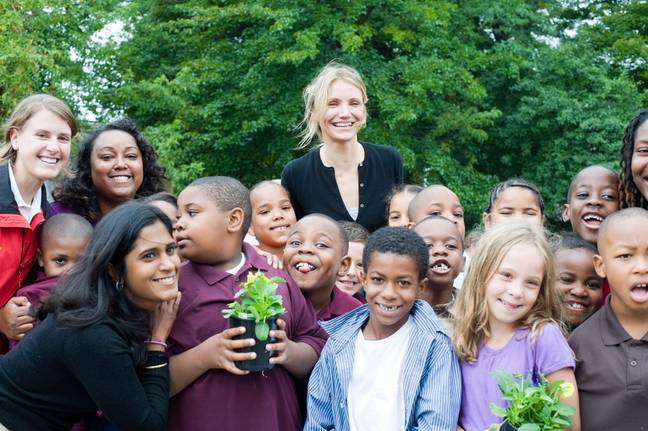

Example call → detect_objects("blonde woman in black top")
282 62 403 232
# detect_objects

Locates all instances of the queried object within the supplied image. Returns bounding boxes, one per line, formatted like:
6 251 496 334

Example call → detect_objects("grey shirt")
569 296 648 431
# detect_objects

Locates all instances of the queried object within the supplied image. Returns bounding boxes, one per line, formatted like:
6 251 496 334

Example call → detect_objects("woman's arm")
64 322 169 431
546 367 580 431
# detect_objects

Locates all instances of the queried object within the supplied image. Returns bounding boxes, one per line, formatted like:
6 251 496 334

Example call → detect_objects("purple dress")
459 323 574 431
167 243 328 431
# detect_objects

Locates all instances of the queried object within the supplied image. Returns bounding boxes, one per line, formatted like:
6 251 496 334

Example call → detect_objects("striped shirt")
304 300 461 431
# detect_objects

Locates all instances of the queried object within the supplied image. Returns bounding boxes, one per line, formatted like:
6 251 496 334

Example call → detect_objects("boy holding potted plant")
569 208 648 430
304 227 461 430
283 214 362 321
167 176 328 431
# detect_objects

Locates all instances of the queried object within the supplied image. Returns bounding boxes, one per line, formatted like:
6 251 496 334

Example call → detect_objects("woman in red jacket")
0 94 78 349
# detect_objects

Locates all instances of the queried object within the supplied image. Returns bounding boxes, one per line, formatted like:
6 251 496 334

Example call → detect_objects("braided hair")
619 109 648 209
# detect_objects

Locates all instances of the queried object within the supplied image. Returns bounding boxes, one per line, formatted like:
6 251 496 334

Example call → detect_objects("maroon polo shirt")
316 286 362 322
15 274 58 308
569 296 648 430
167 243 328 431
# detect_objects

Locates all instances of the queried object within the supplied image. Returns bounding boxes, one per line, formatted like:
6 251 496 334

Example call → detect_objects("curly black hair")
52 118 168 224
362 226 429 281
619 109 648 209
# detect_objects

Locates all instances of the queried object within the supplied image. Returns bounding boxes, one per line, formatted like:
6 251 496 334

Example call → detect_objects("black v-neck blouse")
281 142 403 232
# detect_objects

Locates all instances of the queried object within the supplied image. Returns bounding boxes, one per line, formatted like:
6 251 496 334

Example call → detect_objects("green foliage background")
2 0 646 229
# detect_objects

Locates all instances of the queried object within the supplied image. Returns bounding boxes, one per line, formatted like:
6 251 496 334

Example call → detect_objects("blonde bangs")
297 61 368 149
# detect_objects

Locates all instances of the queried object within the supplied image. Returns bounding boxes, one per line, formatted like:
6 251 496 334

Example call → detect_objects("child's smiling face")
594 214 648 316
485 243 544 332
284 215 346 292
388 191 417 227
249 182 296 252
562 166 619 243
485 187 543 228
413 217 463 289
335 241 364 296
361 251 423 339
555 247 602 327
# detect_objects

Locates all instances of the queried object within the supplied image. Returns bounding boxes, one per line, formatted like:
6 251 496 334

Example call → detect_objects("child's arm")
303 344 336 431
267 318 318 378
546 367 580 431
0 297 35 340
168 326 255 396
413 337 462 430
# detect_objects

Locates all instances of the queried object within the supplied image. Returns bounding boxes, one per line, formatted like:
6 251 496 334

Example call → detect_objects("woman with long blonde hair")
451 222 580 431
281 62 402 232
0 94 77 351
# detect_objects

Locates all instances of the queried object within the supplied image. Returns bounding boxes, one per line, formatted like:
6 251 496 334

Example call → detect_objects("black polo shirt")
569 296 648 430
281 142 403 232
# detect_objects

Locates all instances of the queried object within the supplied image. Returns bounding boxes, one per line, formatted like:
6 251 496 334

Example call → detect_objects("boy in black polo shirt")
569 208 648 430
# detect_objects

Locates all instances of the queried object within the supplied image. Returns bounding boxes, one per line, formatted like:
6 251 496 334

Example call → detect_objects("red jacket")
0 163 48 307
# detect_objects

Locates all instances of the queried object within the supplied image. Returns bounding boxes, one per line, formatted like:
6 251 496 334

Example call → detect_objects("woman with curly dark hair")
50 118 168 224
619 109 648 209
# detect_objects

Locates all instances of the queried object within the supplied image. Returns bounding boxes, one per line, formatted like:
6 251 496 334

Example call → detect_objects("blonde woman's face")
10 109 72 182
318 79 365 145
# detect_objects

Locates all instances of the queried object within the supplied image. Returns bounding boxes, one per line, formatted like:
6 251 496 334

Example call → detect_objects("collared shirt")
167 243 328 431
569 296 648 431
8 163 41 223
317 286 362 322
305 300 461 431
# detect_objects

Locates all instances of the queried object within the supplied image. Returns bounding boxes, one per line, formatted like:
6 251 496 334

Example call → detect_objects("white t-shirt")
347 317 413 431
226 253 246 275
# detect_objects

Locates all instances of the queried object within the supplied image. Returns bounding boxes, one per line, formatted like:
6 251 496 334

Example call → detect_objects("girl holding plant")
451 222 580 431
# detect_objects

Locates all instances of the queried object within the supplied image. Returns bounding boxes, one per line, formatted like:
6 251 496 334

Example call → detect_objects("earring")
115 279 124 292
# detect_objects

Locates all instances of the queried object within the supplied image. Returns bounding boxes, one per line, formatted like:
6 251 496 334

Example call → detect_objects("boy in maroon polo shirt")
283 214 362 322
168 176 328 431
569 208 648 430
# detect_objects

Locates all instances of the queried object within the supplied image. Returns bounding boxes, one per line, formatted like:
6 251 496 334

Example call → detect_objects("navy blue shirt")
281 142 403 232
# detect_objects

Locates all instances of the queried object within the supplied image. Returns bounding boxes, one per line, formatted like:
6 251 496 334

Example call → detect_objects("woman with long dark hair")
0 202 181 431
51 118 168 224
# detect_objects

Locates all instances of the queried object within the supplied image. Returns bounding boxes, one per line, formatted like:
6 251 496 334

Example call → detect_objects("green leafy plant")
488 369 575 431
222 272 286 341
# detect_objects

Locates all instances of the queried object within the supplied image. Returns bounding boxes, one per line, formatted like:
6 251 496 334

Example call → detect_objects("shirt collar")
600 295 645 345
8 163 42 222
190 243 273 286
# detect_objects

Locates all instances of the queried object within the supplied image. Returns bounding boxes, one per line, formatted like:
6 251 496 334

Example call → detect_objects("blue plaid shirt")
304 300 461 431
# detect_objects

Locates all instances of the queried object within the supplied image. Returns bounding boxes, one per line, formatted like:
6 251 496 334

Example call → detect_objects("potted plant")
222 271 287 372
488 369 576 431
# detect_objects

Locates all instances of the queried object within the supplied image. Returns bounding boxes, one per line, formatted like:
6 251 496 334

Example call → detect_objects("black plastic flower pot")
500 422 517 431
229 315 277 372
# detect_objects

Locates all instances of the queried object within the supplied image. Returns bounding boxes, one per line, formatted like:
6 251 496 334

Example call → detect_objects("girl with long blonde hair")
452 222 580 431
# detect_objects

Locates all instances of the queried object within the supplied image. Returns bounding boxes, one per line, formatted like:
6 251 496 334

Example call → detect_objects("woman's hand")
0 297 35 340
149 292 181 345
